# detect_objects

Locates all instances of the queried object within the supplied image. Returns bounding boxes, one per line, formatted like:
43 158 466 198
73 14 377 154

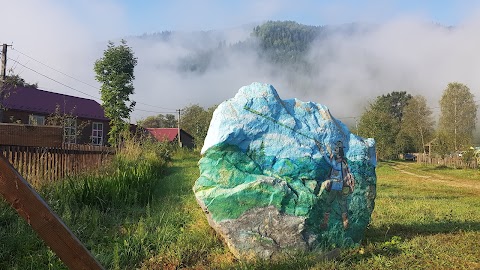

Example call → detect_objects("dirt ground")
390 162 480 192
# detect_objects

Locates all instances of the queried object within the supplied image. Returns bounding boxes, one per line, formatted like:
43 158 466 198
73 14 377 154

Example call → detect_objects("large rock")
193 82 377 260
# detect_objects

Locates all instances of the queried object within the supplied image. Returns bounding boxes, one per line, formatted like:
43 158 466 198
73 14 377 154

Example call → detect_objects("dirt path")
390 162 480 191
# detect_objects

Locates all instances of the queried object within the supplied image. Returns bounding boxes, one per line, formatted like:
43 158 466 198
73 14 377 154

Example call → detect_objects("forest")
139 21 477 160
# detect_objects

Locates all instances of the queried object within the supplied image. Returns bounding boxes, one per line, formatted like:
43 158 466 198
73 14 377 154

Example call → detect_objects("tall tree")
398 95 435 153
94 40 137 147
437 82 477 151
138 114 176 128
181 104 217 149
164 114 177 128
138 115 164 128
357 107 399 159
357 91 413 159
373 91 412 121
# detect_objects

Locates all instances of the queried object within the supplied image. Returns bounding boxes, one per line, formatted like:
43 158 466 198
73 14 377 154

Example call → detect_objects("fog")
3 1 480 126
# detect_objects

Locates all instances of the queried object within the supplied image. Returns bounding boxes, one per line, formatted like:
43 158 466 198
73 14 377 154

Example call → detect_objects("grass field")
1 151 479 269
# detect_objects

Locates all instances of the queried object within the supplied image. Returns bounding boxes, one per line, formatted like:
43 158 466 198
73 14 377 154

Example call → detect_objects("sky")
2 0 480 123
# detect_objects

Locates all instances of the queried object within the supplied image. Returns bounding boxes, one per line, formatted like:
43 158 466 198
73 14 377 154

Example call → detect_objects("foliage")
137 114 176 128
462 148 476 165
252 20 323 68
181 104 217 149
2 74 38 88
357 91 413 159
398 95 435 153
94 40 138 147
437 82 477 152
372 91 412 122
0 73 38 109
46 104 90 144
52 137 173 211
2 156 479 269
177 20 327 74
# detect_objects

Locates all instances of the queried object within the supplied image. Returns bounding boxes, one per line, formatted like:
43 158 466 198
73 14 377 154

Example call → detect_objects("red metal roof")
1 86 108 121
146 128 179 142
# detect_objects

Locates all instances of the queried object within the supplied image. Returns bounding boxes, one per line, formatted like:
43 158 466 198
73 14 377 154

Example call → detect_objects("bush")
43 137 176 211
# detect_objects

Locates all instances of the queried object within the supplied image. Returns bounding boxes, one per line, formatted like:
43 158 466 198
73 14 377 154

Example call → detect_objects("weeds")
1 152 479 269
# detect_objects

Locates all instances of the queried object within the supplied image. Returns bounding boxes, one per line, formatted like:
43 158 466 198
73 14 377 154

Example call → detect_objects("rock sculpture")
193 82 377 260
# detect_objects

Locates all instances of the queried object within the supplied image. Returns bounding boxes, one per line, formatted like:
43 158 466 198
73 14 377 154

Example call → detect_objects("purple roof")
1 86 109 121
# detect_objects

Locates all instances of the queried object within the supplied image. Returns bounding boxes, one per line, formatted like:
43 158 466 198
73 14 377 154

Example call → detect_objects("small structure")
146 128 194 148
424 138 438 156
1 86 110 146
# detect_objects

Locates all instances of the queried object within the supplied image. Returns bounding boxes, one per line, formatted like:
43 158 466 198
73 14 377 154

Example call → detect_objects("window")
64 118 77 144
91 122 103 146
28 115 45 125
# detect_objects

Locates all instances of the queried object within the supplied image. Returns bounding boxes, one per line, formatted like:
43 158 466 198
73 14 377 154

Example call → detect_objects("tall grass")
45 137 173 211
0 137 176 269
1 151 479 269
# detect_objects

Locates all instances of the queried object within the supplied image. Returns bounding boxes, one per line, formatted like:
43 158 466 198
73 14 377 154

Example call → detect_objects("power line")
8 57 100 100
11 46 100 89
10 46 177 111
7 57 179 115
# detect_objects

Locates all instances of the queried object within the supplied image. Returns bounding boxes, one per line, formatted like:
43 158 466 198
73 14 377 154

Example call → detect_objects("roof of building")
146 128 179 142
1 86 108 121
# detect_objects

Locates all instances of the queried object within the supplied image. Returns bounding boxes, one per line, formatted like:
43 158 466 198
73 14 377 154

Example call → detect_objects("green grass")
1 153 479 269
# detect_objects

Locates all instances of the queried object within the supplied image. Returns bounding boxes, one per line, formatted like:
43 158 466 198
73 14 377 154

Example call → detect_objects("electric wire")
7 48 480 120
6 57 177 115
9 47 177 111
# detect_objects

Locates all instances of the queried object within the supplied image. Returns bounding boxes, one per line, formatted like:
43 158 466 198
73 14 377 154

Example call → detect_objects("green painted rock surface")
193 82 377 260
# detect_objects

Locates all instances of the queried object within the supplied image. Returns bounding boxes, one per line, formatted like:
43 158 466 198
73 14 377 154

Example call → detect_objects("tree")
3 74 38 88
138 115 163 128
1 73 38 103
137 114 176 128
180 104 217 149
357 107 399 160
437 82 477 152
46 104 89 144
372 91 412 122
1 73 38 122
94 40 137 147
357 91 413 159
398 95 435 153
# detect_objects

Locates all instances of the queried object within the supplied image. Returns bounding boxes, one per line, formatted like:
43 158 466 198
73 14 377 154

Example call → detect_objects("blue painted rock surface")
193 82 377 260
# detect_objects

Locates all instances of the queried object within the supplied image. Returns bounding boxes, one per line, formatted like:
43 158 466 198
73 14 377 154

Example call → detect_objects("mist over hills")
127 19 466 126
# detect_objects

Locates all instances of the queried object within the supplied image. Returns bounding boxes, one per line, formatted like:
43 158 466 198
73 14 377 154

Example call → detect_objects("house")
0 85 110 146
146 128 194 148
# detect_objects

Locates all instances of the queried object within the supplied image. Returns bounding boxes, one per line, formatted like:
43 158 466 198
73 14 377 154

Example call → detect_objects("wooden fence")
417 154 478 169
0 144 115 186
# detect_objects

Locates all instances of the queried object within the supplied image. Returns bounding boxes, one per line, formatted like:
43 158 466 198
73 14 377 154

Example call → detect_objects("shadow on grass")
365 220 480 243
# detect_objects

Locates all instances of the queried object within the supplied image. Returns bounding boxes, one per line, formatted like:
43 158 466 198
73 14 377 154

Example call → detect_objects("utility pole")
1 44 8 81
177 109 182 147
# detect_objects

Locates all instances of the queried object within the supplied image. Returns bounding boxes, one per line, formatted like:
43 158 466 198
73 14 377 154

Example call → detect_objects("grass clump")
1 151 480 269
0 137 177 270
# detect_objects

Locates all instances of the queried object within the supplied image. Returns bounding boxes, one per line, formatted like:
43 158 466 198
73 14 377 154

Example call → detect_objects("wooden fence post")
0 154 104 270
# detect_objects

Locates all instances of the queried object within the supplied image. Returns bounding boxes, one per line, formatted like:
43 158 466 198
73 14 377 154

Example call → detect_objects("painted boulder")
193 82 376 260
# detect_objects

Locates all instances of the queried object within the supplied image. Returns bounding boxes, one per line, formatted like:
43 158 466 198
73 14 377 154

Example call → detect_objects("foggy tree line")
356 82 477 160
140 82 477 156
177 21 335 74
174 20 399 75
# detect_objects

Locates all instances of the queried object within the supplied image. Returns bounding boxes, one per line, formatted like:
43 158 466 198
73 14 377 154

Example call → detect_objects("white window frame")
28 115 45 125
91 122 104 146
64 118 77 144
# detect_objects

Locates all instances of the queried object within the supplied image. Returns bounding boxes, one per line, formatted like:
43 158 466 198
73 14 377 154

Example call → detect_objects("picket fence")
0 144 115 187
417 154 478 169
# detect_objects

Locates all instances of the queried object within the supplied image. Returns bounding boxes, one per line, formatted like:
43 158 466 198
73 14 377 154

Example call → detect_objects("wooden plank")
0 154 104 270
